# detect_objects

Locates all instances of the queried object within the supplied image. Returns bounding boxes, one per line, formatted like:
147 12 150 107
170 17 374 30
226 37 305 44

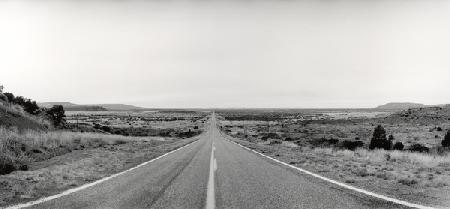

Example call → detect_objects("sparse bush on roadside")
408 143 430 153
339 140 364 151
442 130 450 147
393 142 404 150
269 139 282 145
45 105 66 127
309 137 339 147
398 178 418 186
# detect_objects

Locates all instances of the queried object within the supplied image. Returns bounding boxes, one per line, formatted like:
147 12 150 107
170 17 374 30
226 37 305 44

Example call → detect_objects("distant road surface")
18 114 412 209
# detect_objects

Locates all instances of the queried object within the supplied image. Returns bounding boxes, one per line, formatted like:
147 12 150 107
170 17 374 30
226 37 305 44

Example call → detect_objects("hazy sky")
1 0 449 108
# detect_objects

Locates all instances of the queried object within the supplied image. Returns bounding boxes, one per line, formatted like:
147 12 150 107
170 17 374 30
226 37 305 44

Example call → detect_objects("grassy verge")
222 133 450 208
0 128 200 207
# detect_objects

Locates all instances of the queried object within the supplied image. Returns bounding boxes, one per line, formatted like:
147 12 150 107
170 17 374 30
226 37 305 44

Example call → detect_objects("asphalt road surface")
23 114 411 209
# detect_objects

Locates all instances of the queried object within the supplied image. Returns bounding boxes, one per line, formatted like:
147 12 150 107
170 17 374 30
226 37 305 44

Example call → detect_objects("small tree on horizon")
369 125 388 150
442 130 450 147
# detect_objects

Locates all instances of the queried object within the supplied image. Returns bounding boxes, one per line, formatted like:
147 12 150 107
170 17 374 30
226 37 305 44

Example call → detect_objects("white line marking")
206 142 216 209
3 139 200 209
226 139 438 209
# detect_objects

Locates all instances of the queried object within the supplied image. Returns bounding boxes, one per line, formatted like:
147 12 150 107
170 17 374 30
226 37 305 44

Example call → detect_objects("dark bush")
442 130 450 147
408 144 429 153
269 139 282 145
309 137 339 147
266 132 280 139
369 125 389 150
101 125 111 132
284 137 295 141
0 163 15 175
393 142 404 150
0 93 7 103
3 92 14 103
45 105 66 127
437 127 443 132
340 140 364 150
4 93 40 115
387 135 394 150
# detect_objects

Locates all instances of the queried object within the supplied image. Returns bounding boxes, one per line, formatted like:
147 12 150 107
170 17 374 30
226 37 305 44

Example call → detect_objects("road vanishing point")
7 114 426 209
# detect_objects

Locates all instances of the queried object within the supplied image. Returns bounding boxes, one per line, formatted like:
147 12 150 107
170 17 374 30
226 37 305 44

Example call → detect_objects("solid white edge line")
3 139 200 209
224 137 439 209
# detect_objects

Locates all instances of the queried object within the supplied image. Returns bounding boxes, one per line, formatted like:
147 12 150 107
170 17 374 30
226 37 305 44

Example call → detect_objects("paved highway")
19 114 411 209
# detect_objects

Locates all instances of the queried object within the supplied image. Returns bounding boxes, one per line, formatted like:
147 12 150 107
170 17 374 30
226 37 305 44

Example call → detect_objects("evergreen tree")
369 125 388 150
442 130 450 147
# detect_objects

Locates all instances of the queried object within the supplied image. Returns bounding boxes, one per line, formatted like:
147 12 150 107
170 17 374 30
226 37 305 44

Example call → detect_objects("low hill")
39 102 143 111
376 102 426 110
38 102 78 108
93 104 143 111
39 102 107 111
0 105 47 130
64 105 107 111
380 105 450 124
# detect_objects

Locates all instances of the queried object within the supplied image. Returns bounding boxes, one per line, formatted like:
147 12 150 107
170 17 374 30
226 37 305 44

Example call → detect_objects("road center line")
206 142 216 209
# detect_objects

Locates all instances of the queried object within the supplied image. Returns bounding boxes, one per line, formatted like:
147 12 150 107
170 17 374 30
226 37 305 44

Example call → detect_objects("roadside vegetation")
217 107 450 207
0 85 208 206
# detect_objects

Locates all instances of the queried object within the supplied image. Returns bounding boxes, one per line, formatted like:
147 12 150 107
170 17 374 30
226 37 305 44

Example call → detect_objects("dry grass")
0 127 144 174
0 103 50 127
226 134 450 207
0 132 199 206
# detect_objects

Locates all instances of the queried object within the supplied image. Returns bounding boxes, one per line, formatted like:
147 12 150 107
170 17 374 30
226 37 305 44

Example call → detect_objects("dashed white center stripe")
206 142 216 209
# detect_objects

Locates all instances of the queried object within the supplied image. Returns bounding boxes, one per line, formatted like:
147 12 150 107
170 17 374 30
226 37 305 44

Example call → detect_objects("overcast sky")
1 0 449 108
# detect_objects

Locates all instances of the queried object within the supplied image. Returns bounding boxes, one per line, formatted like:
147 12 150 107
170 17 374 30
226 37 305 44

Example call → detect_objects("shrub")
398 178 418 186
3 92 14 102
283 137 296 141
269 139 282 145
408 144 429 153
3 93 40 115
442 130 450 147
309 137 339 147
387 135 394 150
45 105 66 127
437 127 443 132
340 140 364 151
266 132 280 139
0 93 8 103
393 142 404 150
369 125 389 150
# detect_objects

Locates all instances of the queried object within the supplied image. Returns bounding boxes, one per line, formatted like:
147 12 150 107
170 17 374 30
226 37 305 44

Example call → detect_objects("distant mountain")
64 105 107 111
92 104 143 111
376 102 426 110
38 102 78 108
39 102 143 111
